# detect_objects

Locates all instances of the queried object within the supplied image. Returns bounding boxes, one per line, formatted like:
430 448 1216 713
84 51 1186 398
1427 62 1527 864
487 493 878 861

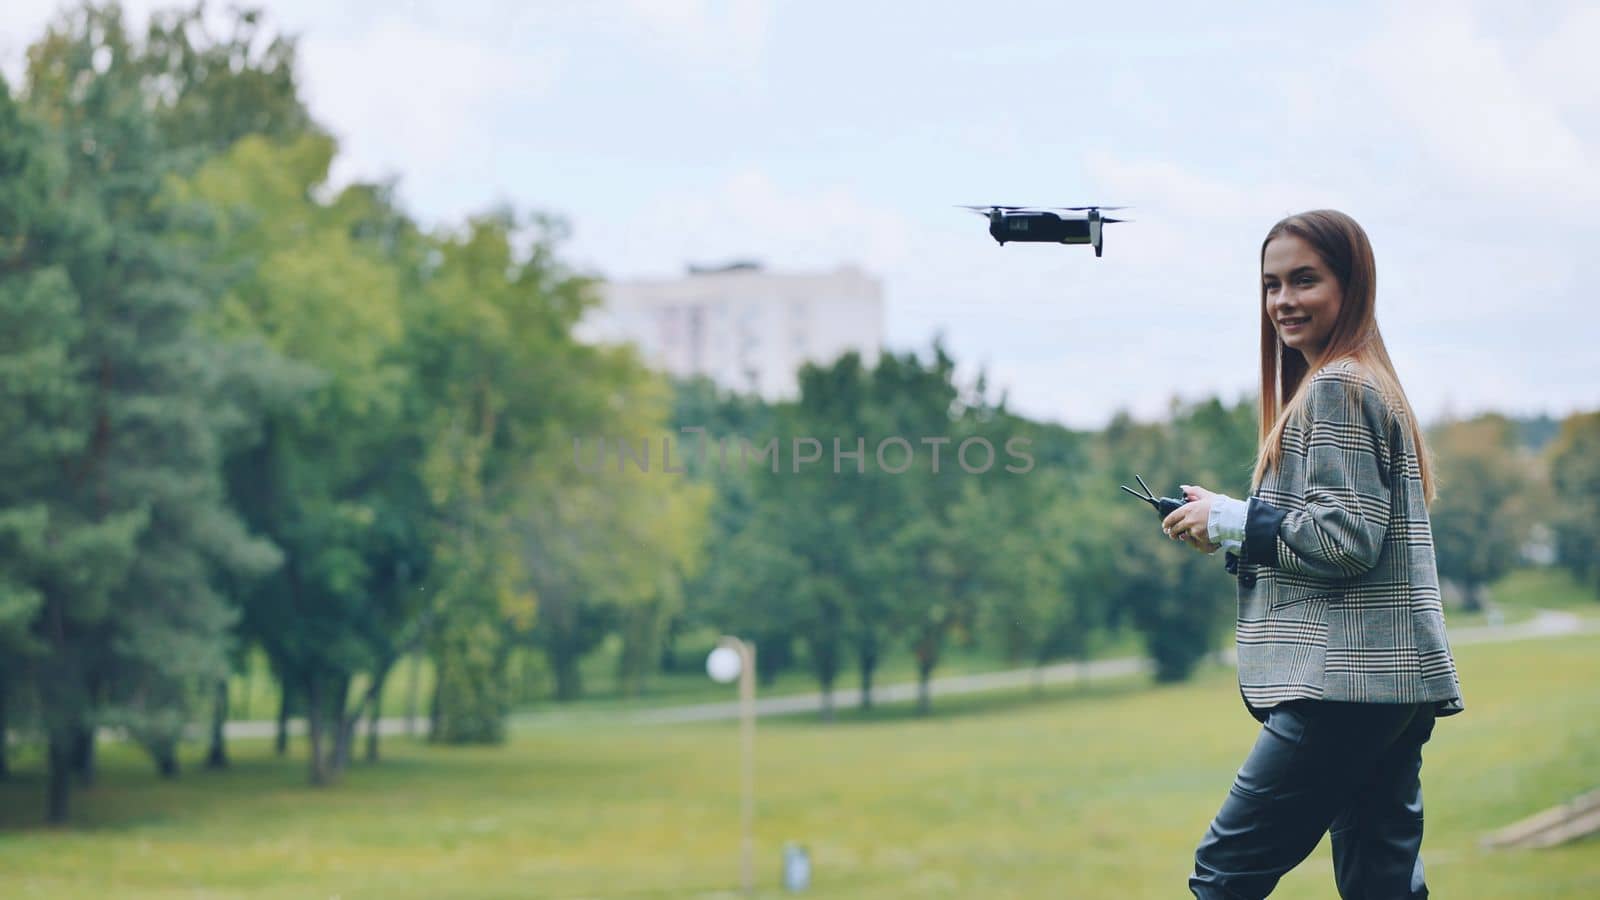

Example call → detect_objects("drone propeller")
1048 205 1130 211
1102 216 1131 223
957 204 1027 212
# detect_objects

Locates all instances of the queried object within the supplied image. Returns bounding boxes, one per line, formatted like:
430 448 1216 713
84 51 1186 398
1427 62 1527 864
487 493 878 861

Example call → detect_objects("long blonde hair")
1249 210 1436 504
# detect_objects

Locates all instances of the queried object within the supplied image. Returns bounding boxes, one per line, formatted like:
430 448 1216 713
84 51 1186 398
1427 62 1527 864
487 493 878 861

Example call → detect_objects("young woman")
1160 209 1465 899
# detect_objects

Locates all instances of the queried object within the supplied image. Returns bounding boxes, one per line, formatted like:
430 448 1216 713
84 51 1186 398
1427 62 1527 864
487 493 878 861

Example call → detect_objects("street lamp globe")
707 646 742 683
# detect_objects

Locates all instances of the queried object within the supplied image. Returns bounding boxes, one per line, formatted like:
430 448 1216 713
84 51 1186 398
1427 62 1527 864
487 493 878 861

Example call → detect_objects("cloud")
1084 155 1305 222
568 167 915 280
573 154 1312 431
0 12 38 83
0 0 111 83
617 0 774 73
1524 4 1600 113
4 0 1591 431
1352 1 1600 212
303 18 565 202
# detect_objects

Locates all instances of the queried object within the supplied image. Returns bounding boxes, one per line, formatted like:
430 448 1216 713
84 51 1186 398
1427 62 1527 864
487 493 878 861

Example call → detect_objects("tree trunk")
914 635 938 716
755 632 789 688
275 680 291 756
549 643 582 702
428 674 442 741
328 673 353 779
365 689 383 762
810 630 841 723
360 660 391 763
206 677 229 769
616 601 658 699
332 711 355 777
404 648 422 738
332 668 386 773
658 614 681 673
238 656 252 721
47 731 72 825
155 744 179 778
857 642 878 711
70 724 95 786
0 673 9 781
306 676 328 786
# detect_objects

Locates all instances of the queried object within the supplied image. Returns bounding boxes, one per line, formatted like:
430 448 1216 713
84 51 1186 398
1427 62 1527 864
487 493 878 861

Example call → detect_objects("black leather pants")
1190 699 1437 899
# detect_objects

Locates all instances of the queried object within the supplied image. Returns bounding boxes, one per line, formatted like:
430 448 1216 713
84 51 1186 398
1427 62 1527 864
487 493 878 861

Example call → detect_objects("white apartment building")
577 262 885 400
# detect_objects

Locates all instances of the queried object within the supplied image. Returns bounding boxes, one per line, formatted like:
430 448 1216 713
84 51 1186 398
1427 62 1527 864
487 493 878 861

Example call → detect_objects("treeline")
0 2 707 822
660 363 1600 715
1 2 1596 827
665 354 1258 717
624 363 1600 720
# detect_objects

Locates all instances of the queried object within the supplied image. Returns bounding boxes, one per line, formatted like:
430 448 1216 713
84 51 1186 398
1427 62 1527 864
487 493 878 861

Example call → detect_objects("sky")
3 0 1597 429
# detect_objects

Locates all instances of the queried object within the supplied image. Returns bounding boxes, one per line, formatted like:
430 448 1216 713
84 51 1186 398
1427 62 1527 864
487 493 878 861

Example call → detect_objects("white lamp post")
707 635 756 896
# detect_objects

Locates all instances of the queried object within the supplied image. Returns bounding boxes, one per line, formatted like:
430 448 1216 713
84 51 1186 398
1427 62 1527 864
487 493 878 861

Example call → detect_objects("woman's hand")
1162 484 1220 553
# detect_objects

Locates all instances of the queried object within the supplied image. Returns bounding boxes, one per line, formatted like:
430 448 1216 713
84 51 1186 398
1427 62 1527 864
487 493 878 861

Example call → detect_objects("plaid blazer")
1225 358 1465 723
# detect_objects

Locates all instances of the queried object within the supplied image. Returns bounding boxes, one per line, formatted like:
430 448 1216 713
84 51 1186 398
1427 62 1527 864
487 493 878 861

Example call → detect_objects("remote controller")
1119 474 1189 519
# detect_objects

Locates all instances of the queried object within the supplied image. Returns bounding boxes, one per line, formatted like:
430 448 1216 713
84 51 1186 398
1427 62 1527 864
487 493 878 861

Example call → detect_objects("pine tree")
6 6 279 821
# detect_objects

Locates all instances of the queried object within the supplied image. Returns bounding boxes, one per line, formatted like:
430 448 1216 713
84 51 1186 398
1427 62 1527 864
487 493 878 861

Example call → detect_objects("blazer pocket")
1270 577 1333 613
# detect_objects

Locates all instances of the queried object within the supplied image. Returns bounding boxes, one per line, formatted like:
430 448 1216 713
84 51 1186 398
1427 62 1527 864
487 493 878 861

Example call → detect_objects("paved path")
206 608 1598 739
621 609 1599 725
1445 608 1592 645
214 717 420 740
625 655 1148 724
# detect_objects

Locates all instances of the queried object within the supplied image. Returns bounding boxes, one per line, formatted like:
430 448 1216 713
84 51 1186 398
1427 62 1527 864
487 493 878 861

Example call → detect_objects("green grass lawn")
1482 566 1599 615
3 631 1597 898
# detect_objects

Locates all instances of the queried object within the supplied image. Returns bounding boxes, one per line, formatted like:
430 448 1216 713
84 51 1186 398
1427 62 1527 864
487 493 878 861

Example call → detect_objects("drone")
957 205 1131 257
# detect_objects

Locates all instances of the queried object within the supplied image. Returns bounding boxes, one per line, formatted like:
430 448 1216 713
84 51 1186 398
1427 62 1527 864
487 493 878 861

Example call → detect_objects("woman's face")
1262 234 1343 364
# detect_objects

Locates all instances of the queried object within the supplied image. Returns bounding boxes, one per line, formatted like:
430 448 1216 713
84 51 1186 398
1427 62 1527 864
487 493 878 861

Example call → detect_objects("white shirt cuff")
1208 494 1247 553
